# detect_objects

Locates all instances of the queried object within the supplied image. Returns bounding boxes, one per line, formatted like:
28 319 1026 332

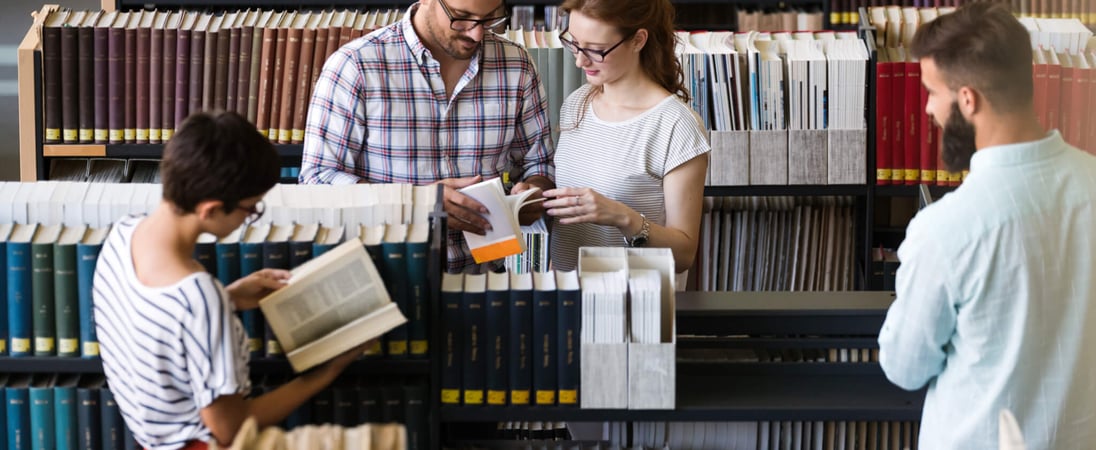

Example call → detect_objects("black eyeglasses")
238 201 265 225
437 0 510 32
559 31 631 63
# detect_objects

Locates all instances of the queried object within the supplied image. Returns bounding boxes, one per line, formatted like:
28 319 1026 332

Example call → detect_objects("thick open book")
258 239 407 372
459 177 544 263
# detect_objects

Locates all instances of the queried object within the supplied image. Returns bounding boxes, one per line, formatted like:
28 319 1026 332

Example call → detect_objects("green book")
31 224 63 356
53 225 87 358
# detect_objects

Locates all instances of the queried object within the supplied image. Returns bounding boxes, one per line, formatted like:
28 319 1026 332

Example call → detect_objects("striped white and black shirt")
93 215 251 450
550 85 710 271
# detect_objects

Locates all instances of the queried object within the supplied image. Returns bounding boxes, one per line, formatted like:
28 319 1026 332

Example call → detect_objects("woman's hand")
542 187 633 230
225 269 291 311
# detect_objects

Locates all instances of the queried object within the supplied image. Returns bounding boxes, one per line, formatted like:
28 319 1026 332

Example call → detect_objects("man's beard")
940 101 977 173
425 16 478 60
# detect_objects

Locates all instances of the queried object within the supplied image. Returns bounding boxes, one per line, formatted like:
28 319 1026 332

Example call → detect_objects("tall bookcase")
13 1 927 448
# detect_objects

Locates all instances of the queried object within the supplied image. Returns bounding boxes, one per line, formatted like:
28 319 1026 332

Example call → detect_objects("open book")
258 239 407 372
458 177 544 263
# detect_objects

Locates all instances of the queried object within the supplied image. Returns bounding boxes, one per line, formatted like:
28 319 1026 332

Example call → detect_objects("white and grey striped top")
550 84 710 271
93 215 251 450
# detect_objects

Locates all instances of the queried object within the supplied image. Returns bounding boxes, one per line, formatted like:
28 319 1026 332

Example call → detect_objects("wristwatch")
627 213 650 247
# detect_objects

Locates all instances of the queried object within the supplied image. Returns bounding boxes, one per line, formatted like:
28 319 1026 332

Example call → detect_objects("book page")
259 239 391 353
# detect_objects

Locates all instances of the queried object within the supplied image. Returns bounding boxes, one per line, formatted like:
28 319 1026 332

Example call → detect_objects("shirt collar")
970 129 1068 171
402 3 430 64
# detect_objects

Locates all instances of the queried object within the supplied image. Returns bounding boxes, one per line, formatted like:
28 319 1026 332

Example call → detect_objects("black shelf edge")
704 184 868 197
92 143 303 160
676 362 884 376
677 291 895 315
0 356 429 375
678 336 879 349
873 184 957 198
439 373 923 422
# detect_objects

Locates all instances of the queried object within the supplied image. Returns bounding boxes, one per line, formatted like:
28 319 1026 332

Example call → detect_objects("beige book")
258 239 406 372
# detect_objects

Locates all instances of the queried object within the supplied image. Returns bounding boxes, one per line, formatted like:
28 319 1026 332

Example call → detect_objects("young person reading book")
542 0 710 273
878 3 1096 447
93 111 368 450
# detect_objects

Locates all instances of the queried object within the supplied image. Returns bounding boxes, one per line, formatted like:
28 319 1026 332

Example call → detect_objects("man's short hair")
910 2 1033 113
160 111 280 213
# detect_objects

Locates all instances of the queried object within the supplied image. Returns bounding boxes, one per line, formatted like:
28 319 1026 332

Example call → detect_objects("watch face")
630 236 648 247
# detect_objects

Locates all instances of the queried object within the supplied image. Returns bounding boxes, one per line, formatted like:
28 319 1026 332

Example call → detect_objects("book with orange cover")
458 178 544 264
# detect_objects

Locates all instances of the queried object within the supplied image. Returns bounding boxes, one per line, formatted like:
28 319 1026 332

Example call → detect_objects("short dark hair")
910 2 1033 113
160 111 280 213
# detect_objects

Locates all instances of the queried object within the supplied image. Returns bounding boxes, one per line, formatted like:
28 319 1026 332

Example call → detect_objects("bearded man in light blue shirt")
878 3 1096 449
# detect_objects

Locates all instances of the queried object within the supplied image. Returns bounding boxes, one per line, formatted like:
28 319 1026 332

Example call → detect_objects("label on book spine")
80 130 93 142
63 130 77 141
108 130 123 142
94 129 107 142
12 338 29 354
36 337 55 353
487 390 506 405
83 342 99 357
265 340 281 355
511 390 530 405
463 390 484 405
441 389 460 404
136 129 149 141
388 340 408 356
0 340 5 353
536 390 555 405
248 338 261 353
410 340 427 355
364 339 383 357
162 129 174 140
559 389 577 405
46 128 61 141
60 339 78 354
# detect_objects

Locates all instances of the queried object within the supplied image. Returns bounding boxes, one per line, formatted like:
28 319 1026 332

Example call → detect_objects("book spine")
193 241 216 275
461 274 486 406
355 385 380 423
287 240 313 270
107 26 125 144
160 27 177 141
123 25 137 143
267 26 288 138
556 285 580 406
245 23 263 124
29 385 54 450
291 26 316 144
31 242 56 356
380 241 410 358
53 243 79 357
226 25 241 114
99 387 121 450
76 243 101 358
239 241 264 358
362 242 385 358
7 382 30 450
77 25 95 143
405 240 429 358
484 287 508 405
508 285 533 405
135 26 151 143
440 273 463 405
331 384 357 427
277 26 301 144
236 26 254 115
93 24 109 143
43 25 63 144
8 242 33 356
200 26 217 113
532 287 557 405
149 26 163 144
75 387 100 450
260 240 289 357
0 241 7 355
53 384 77 450
213 25 230 112
60 26 79 143
187 23 204 118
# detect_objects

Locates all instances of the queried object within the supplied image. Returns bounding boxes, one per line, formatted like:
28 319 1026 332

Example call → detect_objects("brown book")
161 11 182 141
42 9 68 144
338 11 358 49
60 10 85 143
213 14 232 112
278 13 307 144
324 11 347 61
268 12 292 138
308 11 333 112
202 14 223 113
135 11 155 143
123 11 141 143
226 11 243 114
189 13 211 118
254 11 283 138
77 11 101 143
92 11 118 144
149 11 167 143
174 12 198 131
292 13 322 144
107 12 130 144
235 10 259 115
245 11 273 124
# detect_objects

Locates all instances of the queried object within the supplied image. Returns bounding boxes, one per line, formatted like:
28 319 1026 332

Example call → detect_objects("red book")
268 15 290 138
149 11 167 143
1032 58 1049 130
235 11 259 115
278 14 305 144
174 12 197 131
1046 54 1062 134
887 52 905 185
135 12 153 143
124 12 139 143
919 83 936 184
292 14 320 144
254 12 281 138
903 60 920 185
161 12 181 141
107 12 129 144
226 12 242 114
1058 60 1074 145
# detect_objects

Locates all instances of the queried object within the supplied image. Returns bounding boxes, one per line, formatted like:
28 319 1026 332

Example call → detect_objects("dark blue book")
100 384 123 450
77 227 109 358
0 373 7 448
359 225 387 358
380 225 410 358
29 374 56 450
484 271 509 406
75 376 104 450
508 272 533 406
310 388 333 425
380 385 403 423
260 224 291 358
355 385 380 423
6 374 31 450
405 223 430 358
310 225 344 258
288 224 318 269
0 224 13 356
532 271 557 405
461 273 487 406
331 383 357 427
403 384 427 450
214 229 242 286
193 232 217 275
53 374 78 450
7 224 39 357
239 224 269 358
555 270 581 406
439 273 463 405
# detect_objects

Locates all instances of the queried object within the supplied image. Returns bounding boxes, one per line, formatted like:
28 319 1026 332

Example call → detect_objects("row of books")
627 420 921 450
3 374 133 450
0 182 437 359
871 8 1095 185
41 8 402 145
692 196 858 292
834 0 1096 27
678 343 880 364
440 271 581 407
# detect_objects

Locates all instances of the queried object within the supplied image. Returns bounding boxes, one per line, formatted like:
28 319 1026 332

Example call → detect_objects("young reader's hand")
437 176 492 235
314 340 375 381
512 176 553 225
226 269 291 311
543 187 629 228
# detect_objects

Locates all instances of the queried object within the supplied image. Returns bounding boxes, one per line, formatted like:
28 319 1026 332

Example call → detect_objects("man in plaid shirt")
300 0 555 271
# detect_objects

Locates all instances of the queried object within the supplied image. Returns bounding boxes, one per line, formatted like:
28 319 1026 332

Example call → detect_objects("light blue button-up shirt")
879 130 1096 450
